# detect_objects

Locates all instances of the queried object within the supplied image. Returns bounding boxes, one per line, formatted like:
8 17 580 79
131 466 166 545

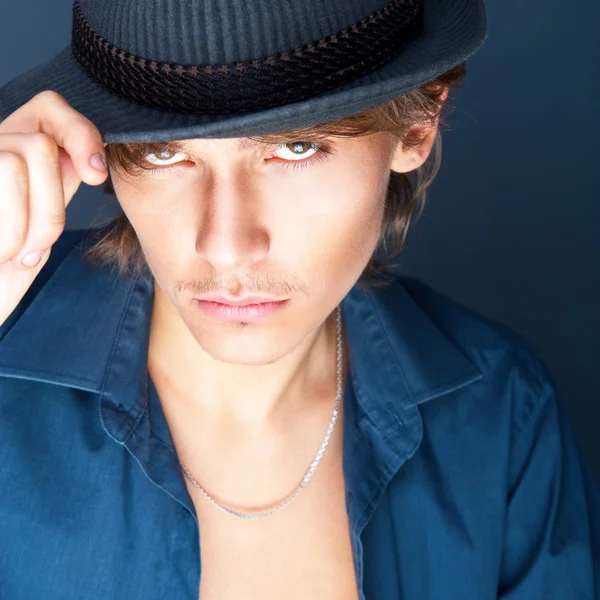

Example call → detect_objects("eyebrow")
236 138 267 151
167 138 269 152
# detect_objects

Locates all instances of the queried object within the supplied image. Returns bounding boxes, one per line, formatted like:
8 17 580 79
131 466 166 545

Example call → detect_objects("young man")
0 0 598 599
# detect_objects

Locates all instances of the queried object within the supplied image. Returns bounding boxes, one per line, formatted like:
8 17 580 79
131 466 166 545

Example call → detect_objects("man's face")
109 132 402 366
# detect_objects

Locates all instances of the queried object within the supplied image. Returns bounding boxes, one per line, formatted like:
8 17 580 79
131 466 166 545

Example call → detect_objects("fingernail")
90 153 107 171
22 251 44 267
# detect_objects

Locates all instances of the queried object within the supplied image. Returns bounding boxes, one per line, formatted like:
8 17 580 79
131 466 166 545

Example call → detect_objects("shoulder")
397 275 541 359
393 275 557 430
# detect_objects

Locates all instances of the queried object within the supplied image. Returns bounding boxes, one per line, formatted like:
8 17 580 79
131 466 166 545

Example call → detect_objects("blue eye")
276 142 318 161
276 142 333 171
144 149 188 167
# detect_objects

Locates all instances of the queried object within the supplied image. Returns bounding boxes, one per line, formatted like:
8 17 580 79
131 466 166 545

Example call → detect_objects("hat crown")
77 0 403 65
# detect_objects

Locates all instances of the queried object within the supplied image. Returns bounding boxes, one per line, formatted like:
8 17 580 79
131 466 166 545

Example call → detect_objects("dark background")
1 1 599 483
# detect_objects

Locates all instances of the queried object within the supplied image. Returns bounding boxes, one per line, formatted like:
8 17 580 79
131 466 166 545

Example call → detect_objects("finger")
0 90 108 189
0 132 67 267
0 151 29 263
58 146 82 202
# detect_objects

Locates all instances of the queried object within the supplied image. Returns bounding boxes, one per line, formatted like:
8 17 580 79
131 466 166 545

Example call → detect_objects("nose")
194 170 270 271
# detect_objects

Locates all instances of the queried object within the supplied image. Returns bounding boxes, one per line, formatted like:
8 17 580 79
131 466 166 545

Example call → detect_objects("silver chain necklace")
179 304 343 520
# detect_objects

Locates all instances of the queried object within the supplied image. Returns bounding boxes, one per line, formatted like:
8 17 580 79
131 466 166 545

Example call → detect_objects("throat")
147 297 348 435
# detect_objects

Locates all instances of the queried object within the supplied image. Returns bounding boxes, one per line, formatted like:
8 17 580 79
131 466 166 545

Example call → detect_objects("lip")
195 294 288 307
193 298 289 323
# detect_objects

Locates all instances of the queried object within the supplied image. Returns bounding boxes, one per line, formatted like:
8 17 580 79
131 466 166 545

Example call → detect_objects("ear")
390 86 449 173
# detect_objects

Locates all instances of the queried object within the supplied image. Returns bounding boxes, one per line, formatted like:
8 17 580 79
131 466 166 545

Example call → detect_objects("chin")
188 323 304 367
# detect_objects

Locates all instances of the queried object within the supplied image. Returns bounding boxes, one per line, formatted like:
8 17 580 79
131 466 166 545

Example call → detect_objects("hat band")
70 0 423 116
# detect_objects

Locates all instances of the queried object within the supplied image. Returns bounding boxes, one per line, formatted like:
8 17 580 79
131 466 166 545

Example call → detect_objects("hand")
0 90 108 329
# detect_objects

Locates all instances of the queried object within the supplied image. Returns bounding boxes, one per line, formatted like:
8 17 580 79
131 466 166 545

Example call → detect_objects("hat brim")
0 0 486 143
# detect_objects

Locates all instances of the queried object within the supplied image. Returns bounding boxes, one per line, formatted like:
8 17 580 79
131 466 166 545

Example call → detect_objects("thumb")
58 146 85 203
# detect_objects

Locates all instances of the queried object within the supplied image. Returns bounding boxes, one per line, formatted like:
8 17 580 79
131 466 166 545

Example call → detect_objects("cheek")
278 169 387 284
113 181 193 271
322 185 385 272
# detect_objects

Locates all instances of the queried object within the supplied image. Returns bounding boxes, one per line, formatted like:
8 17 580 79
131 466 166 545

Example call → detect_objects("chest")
189 455 360 600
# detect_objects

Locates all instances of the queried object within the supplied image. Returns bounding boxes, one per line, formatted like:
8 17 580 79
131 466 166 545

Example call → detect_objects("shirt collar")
0 237 483 452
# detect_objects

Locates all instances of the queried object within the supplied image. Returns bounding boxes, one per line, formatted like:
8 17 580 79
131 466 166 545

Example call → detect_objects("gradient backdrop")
1 0 599 483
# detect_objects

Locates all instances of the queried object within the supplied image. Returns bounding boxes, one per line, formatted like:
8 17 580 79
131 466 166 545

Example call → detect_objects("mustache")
174 274 305 297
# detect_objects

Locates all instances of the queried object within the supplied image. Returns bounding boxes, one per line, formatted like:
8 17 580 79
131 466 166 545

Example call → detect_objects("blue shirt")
0 227 599 599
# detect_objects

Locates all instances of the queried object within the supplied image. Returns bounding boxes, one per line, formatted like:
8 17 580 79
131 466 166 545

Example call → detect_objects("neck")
147 281 348 440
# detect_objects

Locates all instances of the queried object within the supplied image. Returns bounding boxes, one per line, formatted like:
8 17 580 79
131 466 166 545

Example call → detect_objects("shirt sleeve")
498 358 600 598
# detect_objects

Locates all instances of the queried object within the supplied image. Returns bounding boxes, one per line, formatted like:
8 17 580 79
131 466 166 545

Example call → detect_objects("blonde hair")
81 61 467 290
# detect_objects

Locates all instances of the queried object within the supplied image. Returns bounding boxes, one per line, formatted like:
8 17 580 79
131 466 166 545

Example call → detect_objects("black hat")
0 0 487 143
